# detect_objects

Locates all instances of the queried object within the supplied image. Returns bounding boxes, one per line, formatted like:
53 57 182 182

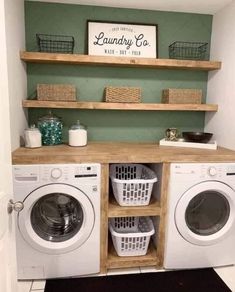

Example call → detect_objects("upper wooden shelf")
22 100 218 112
20 51 221 71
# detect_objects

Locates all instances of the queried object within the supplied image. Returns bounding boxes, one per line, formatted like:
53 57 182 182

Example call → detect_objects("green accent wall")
25 1 213 142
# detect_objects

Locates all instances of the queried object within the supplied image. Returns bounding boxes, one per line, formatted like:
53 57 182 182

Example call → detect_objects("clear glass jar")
68 120 87 147
38 111 63 145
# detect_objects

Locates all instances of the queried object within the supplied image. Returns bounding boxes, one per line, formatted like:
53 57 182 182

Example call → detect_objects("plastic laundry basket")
110 164 157 206
109 216 155 257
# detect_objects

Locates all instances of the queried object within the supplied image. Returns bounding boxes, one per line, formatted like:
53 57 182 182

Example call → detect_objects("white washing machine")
164 163 235 269
12 163 101 279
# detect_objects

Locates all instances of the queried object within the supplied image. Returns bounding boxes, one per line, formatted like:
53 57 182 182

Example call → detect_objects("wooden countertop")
12 142 235 164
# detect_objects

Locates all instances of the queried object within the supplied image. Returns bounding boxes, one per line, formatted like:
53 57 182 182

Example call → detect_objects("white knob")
51 168 62 179
208 167 217 176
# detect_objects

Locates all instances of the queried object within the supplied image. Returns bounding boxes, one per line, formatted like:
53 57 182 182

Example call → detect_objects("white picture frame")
87 21 158 58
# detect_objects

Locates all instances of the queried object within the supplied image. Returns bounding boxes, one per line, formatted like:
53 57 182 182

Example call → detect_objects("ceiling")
29 0 233 14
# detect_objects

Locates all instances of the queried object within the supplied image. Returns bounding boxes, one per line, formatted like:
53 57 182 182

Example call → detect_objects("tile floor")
18 266 235 292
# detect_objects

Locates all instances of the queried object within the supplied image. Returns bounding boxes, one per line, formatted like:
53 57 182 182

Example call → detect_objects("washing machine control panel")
41 166 69 182
40 164 100 183
13 165 40 183
74 165 98 178
13 164 100 184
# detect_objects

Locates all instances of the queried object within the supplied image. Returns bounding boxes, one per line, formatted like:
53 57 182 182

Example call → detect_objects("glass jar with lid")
24 124 42 148
68 120 87 147
38 111 63 145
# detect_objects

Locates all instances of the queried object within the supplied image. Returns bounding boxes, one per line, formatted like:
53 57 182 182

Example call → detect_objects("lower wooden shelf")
107 241 159 269
22 100 218 112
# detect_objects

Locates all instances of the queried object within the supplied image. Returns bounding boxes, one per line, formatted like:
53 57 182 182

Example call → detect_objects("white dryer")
164 163 235 269
12 163 101 279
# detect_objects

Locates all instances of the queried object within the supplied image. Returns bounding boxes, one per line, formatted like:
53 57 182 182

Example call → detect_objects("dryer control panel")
171 163 235 181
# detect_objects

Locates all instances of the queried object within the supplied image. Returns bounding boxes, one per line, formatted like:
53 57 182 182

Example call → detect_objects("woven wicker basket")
105 86 141 103
37 84 76 101
162 89 202 104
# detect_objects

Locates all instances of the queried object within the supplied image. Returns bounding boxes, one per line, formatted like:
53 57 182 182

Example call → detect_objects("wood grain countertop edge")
12 142 235 164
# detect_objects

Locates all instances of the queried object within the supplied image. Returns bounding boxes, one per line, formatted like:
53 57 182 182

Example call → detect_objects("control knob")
51 168 62 179
208 167 217 176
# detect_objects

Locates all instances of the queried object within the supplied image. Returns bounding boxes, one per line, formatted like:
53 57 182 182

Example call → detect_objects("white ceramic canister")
24 124 42 148
68 120 87 147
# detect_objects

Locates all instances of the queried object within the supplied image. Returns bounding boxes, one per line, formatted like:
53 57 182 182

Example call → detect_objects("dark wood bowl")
182 132 213 143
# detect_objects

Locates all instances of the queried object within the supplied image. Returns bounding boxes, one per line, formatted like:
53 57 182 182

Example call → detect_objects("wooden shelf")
20 51 221 71
108 197 161 218
107 241 159 269
22 100 218 112
21 51 220 113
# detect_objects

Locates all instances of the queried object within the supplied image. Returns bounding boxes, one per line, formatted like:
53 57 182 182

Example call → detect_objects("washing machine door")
175 181 235 246
18 184 95 254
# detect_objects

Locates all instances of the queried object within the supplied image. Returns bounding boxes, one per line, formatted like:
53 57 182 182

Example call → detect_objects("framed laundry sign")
87 20 158 58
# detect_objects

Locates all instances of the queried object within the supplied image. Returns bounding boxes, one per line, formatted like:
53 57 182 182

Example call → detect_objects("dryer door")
175 181 235 246
18 184 95 254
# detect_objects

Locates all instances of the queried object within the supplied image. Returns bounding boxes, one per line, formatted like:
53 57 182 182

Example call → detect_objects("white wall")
205 0 235 150
5 0 27 151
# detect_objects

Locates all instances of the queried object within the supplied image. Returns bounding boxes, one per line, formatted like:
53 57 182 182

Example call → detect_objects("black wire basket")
36 34 75 54
169 41 208 60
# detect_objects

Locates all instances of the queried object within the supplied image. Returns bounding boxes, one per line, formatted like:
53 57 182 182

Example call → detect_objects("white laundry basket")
110 164 158 206
109 217 155 257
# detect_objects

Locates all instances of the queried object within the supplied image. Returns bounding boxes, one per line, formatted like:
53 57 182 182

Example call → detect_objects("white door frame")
0 1 18 291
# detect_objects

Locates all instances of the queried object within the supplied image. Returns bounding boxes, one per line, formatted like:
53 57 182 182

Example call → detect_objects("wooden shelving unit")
20 51 221 71
20 52 222 272
106 162 167 272
22 100 218 112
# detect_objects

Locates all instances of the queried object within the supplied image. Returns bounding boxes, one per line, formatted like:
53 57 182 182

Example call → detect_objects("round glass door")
31 193 84 242
18 184 95 254
185 191 230 236
175 181 235 246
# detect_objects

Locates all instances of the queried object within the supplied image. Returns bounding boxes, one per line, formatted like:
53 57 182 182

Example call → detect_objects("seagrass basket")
105 86 141 103
162 88 202 104
37 84 76 101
